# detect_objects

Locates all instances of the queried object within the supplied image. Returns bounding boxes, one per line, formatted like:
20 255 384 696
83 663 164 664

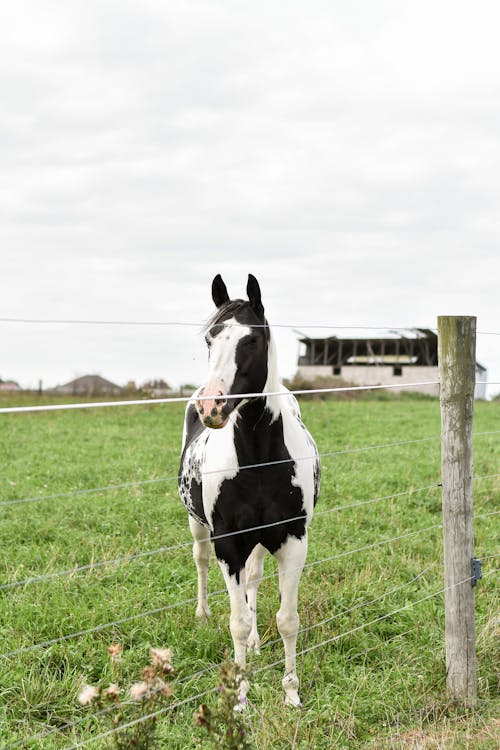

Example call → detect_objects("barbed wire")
1 313 496 745
53 566 499 750
63 686 217 750
474 510 500 519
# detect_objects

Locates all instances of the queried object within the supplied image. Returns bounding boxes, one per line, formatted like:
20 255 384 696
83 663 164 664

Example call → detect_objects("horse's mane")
202 300 267 334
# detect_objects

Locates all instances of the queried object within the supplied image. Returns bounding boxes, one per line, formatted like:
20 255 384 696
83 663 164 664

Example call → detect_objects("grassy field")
0 392 498 749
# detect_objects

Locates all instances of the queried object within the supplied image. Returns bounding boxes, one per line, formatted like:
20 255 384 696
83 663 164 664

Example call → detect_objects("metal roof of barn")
294 327 436 342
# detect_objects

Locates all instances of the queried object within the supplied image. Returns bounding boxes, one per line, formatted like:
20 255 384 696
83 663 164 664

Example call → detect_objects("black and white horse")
178 274 320 706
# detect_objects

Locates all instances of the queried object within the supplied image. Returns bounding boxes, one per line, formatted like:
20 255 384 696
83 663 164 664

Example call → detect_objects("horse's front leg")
189 516 212 618
217 556 252 703
274 533 308 707
245 543 267 654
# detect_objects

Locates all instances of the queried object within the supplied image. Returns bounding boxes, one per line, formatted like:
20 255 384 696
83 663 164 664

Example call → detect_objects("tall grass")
0 393 498 748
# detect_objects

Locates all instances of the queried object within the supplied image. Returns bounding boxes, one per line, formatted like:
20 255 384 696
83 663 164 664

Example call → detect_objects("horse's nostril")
199 407 204 415
211 407 218 417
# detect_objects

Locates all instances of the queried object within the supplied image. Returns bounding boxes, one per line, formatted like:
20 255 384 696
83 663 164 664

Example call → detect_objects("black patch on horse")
210 399 307 580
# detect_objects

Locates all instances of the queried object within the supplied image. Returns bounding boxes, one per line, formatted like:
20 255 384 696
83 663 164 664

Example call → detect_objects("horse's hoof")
246 634 261 654
195 604 211 619
234 679 249 711
284 691 302 708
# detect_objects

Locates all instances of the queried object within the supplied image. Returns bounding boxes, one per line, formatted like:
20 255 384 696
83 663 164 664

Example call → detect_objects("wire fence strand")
4 508 497 660
2 430 498 510
53 566 499 750
5 566 434 749
259 568 500 669
2 380 498 415
4 473 498 592
1 316 499 338
0 520 445 660
0 436 440 509
0 380 444 414
0 483 442 591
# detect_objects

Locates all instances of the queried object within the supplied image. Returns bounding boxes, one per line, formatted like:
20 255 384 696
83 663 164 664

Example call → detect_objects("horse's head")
196 274 270 429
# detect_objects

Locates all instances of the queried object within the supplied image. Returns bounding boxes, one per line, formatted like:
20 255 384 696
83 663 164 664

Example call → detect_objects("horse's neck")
264 333 283 422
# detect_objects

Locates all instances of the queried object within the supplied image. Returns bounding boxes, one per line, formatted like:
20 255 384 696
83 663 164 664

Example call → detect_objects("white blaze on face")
205 317 252 397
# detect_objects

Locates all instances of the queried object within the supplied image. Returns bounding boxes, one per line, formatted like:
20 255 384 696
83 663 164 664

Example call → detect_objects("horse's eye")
210 324 223 337
249 337 257 345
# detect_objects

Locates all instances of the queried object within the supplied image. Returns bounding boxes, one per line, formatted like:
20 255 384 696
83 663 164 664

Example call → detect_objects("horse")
178 274 320 706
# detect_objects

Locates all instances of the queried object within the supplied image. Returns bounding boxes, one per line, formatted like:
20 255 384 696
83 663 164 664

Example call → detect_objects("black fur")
211 399 308 579
179 276 320 583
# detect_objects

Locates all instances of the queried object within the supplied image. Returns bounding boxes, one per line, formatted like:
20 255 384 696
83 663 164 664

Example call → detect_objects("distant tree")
141 379 171 391
179 383 198 395
123 381 139 395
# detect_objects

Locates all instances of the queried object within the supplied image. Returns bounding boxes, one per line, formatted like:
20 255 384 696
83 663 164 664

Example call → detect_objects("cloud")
0 1 499 393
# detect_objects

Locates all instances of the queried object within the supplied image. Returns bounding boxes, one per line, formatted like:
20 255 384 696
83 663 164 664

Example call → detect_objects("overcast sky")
1 0 499 396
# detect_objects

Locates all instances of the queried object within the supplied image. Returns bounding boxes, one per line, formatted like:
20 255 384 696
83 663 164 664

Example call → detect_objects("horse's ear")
212 274 230 308
247 274 264 316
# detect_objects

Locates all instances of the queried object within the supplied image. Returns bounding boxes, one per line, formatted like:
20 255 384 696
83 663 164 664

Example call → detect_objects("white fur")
274 535 308 707
281 406 317 525
201 419 239 526
245 543 267 653
189 515 212 618
205 317 251 393
218 560 251 703
183 322 319 706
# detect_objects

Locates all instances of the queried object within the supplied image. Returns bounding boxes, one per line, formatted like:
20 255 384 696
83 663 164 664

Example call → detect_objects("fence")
0 315 498 747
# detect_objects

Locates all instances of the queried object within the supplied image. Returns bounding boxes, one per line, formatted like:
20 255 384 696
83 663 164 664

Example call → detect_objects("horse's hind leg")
274 533 308 707
189 516 212 618
245 543 267 654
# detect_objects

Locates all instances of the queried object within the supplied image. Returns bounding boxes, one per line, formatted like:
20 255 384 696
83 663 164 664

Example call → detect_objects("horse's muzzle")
196 382 229 429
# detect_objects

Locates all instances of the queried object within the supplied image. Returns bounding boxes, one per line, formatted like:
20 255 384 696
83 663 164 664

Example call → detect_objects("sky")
1 0 499 396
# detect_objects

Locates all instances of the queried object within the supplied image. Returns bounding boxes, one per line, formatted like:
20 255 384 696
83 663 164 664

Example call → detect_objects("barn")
295 328 487 399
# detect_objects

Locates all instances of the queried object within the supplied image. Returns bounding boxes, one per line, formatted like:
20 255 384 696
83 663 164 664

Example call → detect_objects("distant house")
53 374 122 396
296 329 487 399
0 380 21 392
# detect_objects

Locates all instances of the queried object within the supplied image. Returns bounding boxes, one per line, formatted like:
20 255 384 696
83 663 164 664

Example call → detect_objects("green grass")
0 393 498 748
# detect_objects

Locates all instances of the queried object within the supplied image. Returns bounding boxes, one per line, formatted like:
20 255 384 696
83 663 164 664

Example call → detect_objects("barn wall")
474 367 487 400
296 365 440 396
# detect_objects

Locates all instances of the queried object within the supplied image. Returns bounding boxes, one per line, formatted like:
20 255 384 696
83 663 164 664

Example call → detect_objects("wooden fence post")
438 316 477 706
